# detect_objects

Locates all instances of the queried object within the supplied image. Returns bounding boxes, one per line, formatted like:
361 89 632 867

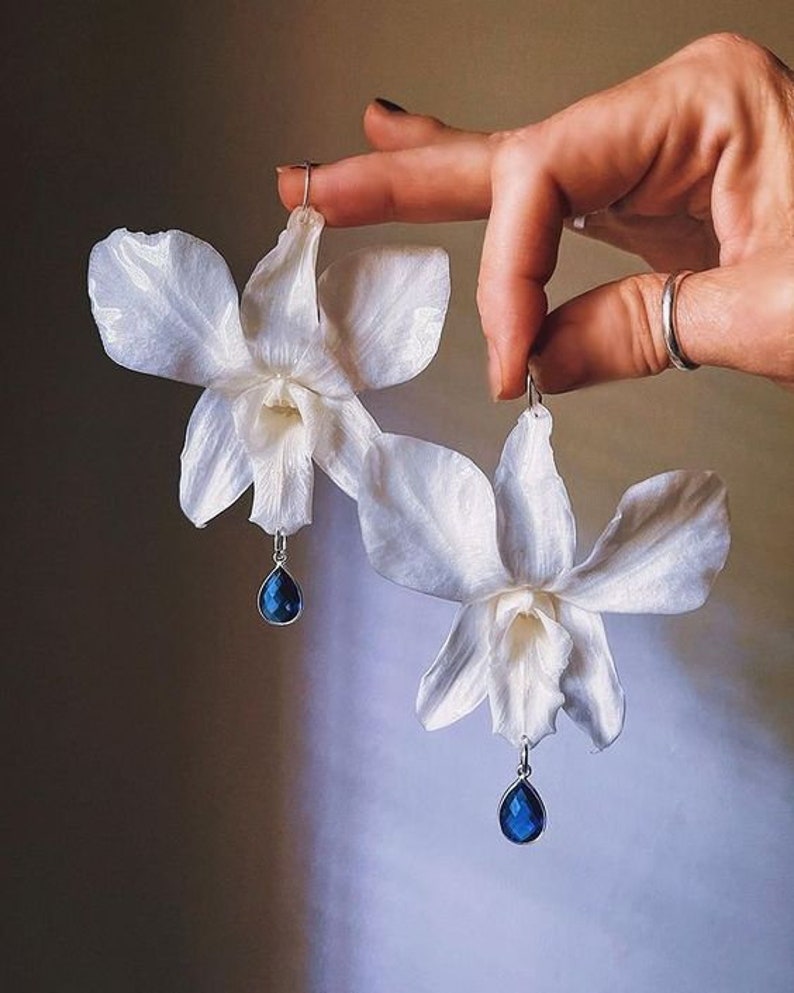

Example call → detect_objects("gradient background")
4 3 793 991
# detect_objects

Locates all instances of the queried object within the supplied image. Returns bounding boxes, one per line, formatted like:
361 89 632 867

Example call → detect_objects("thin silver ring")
301 161 312 209
661 270 699 371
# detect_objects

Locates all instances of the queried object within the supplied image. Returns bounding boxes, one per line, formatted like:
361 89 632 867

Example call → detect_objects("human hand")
277 34 794 400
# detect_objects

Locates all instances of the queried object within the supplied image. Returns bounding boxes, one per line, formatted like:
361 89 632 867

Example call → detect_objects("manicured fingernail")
374 97 406 113
487 342 504 400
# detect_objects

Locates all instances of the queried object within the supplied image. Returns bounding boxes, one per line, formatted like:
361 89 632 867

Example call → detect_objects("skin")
277 33 794 400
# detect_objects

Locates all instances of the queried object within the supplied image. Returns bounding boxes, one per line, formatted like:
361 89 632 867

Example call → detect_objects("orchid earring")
88 163 450 623
356 381 730 843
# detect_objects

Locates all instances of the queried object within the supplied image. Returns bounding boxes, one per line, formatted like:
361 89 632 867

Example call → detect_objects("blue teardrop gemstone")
257 566 303 625
499 777 546 844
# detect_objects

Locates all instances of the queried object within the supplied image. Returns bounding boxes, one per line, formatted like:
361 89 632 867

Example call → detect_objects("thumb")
530 256 794 393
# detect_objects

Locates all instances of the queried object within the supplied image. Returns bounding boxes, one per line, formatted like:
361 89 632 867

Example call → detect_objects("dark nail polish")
375 97 406 113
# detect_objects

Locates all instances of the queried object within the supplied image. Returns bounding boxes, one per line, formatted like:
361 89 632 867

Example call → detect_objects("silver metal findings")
527 374 543 415
256 530 304 626
498 735 547 845
273 529 288 565
518 735 531 779
300 161 312 210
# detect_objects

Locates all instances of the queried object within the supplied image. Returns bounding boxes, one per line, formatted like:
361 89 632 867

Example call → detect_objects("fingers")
477 67 676 398
277 55 694 396
276 106 491 225
530 252 794 393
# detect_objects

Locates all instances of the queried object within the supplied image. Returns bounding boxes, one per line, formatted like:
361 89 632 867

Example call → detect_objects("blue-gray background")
4 3 793 991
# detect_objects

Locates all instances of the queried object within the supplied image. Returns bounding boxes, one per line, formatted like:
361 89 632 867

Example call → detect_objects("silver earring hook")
301 161 312 210
527 373 542 414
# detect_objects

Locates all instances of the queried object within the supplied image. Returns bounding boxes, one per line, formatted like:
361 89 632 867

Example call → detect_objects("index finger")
276 139 493 226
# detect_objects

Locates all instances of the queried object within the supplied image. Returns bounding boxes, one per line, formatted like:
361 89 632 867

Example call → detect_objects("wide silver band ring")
661 270 699 371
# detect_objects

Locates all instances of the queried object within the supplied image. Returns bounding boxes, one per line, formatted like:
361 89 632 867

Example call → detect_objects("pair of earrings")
88 178 730 844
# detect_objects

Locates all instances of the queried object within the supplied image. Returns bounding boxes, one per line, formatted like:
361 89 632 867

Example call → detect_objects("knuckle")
488 126 544 179
688 32 764 65
619 276 668 377
684 33 786 89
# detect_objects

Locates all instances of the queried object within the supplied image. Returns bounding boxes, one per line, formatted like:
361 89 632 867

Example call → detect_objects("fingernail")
374 97 406 113
487 342 504 401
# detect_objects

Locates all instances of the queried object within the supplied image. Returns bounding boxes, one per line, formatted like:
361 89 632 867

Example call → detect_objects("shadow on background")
5 6 310 990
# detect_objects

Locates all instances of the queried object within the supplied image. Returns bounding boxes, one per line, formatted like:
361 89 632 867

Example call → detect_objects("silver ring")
571 214 587 231
661 270 699 371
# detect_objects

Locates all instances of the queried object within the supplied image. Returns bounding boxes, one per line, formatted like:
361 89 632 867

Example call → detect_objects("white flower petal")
556 601 625 750
249 448 314 536
318 245 450 390
240 208 351 397
88 228 250 386
240 208 321 365
358 435 509 601
555 471 730 614
494 406 576 587
416 600 494 730
296 391 381 499
179 389 253 527
488 601 572 747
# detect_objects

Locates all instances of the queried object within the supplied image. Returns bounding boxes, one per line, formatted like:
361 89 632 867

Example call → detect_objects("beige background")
4 2 793 991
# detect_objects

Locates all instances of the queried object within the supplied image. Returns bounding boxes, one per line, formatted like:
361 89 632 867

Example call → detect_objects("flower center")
232 376 305 456
495 588 556 623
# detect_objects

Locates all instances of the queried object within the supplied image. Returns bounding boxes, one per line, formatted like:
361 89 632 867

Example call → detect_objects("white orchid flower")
358 404 730 749
88 206 450 535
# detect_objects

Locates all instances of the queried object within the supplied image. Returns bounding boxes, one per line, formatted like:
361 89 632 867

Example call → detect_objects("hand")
277 33 794 400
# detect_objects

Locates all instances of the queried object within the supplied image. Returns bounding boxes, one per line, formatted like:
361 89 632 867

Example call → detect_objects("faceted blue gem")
257 566 303 625
498 777 546 844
